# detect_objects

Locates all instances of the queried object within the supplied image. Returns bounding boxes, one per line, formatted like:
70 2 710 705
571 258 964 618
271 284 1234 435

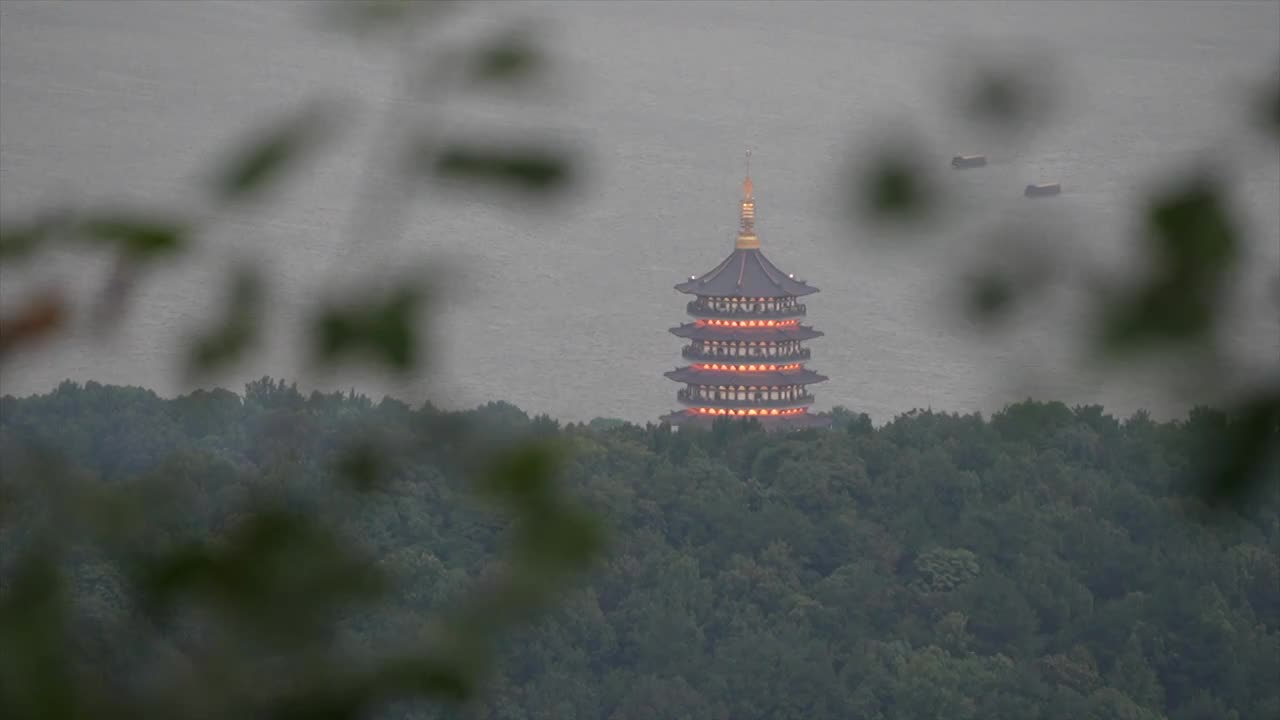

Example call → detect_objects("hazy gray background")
2 0 1277 423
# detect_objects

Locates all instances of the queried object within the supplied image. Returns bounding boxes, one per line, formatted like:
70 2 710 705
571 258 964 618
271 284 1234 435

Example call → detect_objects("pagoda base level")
660 410 831 431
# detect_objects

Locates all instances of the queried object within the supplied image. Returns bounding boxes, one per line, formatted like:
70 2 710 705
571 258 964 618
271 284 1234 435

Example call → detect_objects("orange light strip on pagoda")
693 407 807 417
693 363 803 372
697 319 799 328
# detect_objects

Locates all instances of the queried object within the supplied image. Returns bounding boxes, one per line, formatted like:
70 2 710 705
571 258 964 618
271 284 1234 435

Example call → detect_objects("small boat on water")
1024 182 1061 197
951 155 987 169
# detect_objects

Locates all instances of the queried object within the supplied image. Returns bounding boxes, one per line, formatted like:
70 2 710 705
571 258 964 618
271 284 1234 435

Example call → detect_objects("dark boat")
1024 182 1061 197
951 155 987 169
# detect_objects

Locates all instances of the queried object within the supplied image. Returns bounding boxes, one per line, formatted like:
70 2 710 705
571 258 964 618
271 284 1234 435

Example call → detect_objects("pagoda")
662 155 830 430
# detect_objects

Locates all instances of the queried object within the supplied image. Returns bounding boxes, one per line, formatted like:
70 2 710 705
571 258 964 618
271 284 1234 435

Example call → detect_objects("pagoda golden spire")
736 149 760 249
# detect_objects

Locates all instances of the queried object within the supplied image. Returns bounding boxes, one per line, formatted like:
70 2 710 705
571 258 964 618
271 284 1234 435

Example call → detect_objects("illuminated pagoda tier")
662 155 830 430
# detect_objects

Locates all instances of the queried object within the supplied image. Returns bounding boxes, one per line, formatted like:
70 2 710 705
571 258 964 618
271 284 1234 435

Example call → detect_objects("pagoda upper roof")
664 366 828 386
669 322 824 342
675 248 818 299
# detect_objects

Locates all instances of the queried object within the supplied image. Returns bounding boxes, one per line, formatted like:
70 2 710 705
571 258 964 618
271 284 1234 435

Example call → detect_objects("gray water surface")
2 1 1277 423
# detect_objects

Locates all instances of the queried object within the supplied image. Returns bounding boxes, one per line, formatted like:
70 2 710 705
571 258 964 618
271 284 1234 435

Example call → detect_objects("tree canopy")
2 381 1275 719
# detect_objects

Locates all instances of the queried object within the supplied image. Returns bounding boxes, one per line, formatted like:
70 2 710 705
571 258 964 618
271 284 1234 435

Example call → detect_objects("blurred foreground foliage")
0 382 605 718
1 2 598 717
0 1 1277 717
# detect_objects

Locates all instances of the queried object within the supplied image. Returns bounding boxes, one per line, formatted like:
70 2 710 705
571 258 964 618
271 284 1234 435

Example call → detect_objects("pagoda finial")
736 149 759 249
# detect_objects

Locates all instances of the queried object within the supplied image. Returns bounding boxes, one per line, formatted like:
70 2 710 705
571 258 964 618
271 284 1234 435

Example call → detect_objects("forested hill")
2 379 1277 720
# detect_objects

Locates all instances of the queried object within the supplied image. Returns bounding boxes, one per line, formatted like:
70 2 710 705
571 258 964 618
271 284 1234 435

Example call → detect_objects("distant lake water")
2 0 1277 423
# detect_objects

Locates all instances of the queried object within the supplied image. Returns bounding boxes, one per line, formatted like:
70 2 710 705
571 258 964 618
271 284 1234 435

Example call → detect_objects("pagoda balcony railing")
677 389 816 408
686 301 806 319
682 346 810 362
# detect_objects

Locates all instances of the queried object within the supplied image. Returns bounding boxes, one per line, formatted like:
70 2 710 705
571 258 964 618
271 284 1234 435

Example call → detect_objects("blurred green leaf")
960 231 1058 327
317 0 455 37
0 545 78 720
0 223 45 261
0 211 74 262
870 163 919 214
67 477 169 549
1257 62 1280 139
1148 179 1237 269
212 101 337 204
514 505 604 574
456 572 548 629
137 507 386 643
429 145 572 193
0 481 12 526
313 284 427 372
139 543 219 607
373 653 477 704
268 653 479 720
468 30 543 85
970 73 1027 127
478 441 561 508
1191 387 1280 510
268 684 367 720
337 438 388 492
188 265 264 374
853 144 935 228
1099 173 1238 353
952 55 1058 132
978 75 1020 119
967 271 1017 322
1268 84 1280 137
79 213 189 260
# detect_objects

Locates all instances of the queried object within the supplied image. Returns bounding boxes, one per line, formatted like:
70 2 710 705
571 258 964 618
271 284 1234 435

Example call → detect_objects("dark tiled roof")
675 248 818 298
669 323 824 342
664 366 828 386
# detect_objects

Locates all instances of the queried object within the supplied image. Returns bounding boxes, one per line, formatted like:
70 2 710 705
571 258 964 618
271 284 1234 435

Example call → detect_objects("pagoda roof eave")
669 323 824 342
664 367 828 386
674 283 819 299
661 410 833 430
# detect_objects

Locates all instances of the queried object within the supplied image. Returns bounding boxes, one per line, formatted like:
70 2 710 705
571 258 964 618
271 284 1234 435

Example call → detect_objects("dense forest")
1 379 1277 719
